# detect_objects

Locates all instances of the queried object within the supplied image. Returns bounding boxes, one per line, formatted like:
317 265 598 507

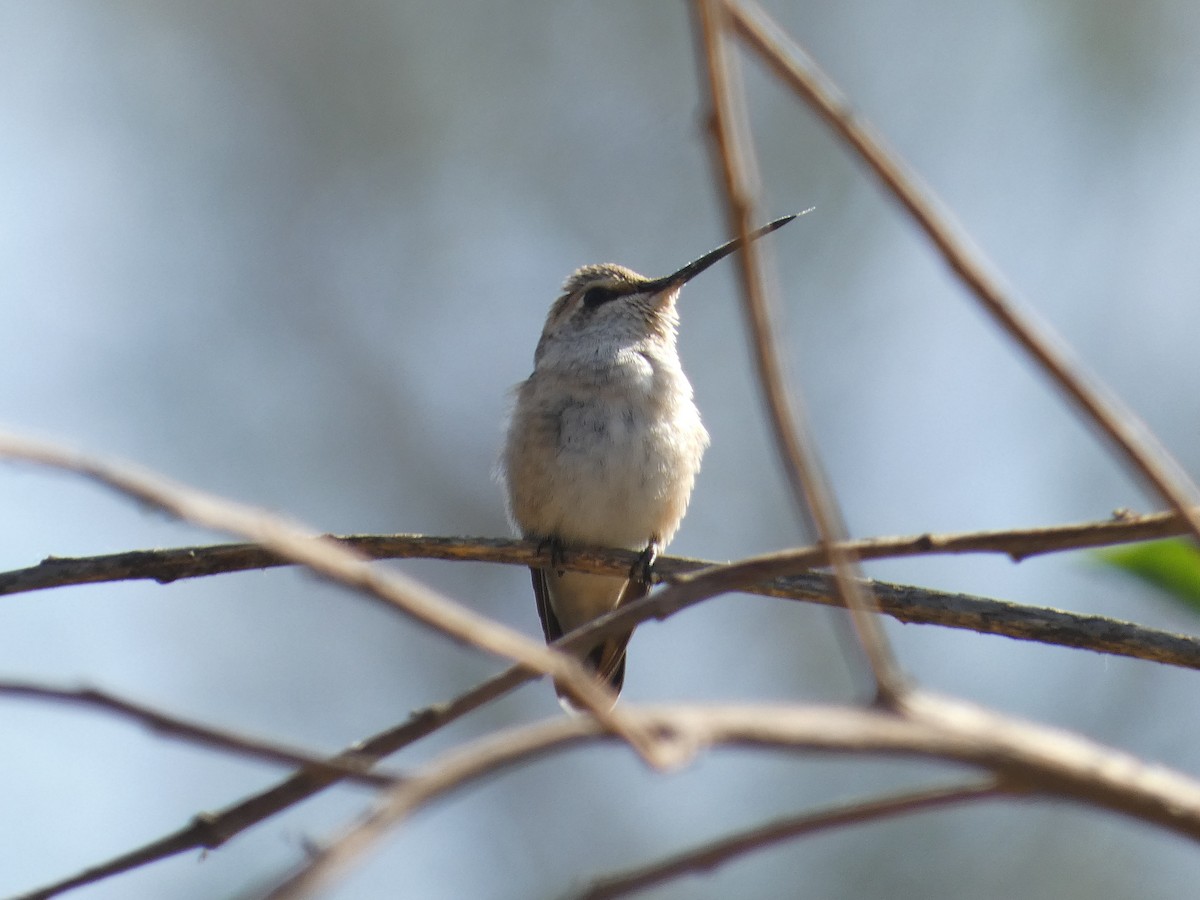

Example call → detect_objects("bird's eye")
582 286 616 308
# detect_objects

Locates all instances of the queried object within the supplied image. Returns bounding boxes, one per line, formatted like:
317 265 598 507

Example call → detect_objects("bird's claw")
630 541 659 585
538 536 567 576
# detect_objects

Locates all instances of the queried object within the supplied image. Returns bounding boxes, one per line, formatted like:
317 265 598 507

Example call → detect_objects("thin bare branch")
3 505 1191 590
2 509 1191 597
726 0 1200 545
11 828 212 900
0 682 398 789
4 529 1199 671
0 431 664 763
695 0 903 702
577 778 1006 899
6 665 532 900
262 697 1200 898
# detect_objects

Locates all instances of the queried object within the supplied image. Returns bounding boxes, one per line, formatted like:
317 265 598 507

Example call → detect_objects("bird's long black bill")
642 213 801 293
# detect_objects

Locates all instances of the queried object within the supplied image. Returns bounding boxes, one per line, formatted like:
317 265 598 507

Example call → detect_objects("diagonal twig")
694 0 904 702
576 778 1007 899
6 667 530 900
726 0 1200 546
0 682 399 789
0 431 664 763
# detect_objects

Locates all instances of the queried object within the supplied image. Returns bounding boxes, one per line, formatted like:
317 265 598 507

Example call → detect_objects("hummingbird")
500 215 796 707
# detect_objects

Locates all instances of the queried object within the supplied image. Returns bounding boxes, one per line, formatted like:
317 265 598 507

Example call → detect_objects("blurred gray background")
3 2 1200 898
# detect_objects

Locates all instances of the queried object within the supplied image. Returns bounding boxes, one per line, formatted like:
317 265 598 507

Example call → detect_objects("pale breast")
504 367 708 549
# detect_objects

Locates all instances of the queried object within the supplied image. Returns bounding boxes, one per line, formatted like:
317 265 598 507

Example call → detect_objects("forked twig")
7 665 532 900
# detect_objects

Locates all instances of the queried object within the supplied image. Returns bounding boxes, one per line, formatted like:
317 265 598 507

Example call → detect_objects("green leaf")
1096 538 1200 613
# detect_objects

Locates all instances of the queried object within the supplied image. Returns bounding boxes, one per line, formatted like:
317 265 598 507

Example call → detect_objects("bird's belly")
535 401 701 549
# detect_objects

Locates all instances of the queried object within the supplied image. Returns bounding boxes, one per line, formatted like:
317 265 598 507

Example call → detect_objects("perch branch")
3 527 1199 670
1 508 1190 596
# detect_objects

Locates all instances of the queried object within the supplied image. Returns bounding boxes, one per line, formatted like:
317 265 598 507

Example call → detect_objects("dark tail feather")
552 575 647 710
555 641 627 712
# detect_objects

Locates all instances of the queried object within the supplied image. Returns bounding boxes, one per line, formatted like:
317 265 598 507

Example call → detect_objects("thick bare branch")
262 697 1200 898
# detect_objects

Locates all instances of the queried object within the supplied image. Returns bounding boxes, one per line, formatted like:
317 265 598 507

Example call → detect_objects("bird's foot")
537 536 567 576
630 540 660 585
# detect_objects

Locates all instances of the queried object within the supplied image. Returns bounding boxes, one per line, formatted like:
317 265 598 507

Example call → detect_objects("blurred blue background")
2 2 1200 898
